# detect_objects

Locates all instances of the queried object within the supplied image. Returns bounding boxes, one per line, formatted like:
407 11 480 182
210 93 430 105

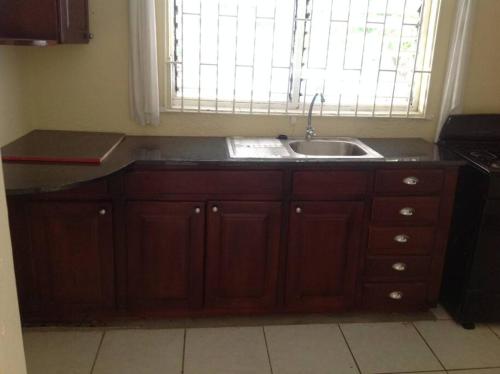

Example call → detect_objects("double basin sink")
227 137 383 159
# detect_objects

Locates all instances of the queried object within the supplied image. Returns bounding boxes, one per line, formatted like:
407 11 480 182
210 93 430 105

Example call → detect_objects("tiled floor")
23 309 500 374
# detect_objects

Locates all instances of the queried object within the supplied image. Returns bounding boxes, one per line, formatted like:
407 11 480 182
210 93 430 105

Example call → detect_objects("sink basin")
226 137 383 159
286 138 383 159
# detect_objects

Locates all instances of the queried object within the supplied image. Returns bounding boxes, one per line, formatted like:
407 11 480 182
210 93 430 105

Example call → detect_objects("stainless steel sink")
226 137 383 159
286 138 383 159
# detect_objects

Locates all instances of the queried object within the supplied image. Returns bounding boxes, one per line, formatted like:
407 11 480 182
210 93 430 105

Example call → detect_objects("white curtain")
129 0 160 126
435 0 477 141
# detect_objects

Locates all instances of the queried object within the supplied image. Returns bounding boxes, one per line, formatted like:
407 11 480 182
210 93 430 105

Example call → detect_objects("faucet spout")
306 93 325 141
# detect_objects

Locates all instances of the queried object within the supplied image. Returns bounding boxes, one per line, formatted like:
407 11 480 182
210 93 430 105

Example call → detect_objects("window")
165 0 441 117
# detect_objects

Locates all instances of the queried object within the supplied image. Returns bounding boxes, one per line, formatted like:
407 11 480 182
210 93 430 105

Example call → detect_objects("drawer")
368 226 435 255
292 171 370 199
364 256 432 281
362 282 427 310
371 197 440 225
125 170 283 198
375 169 444 194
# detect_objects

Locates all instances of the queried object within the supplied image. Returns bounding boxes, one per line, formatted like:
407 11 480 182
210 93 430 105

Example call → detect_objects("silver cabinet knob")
296 207 302 214
99 209 106 216
388 291 404 300
392 262 407 272
394 234 409 243
403 176 419 185
212 206 219 213
399 207 415 216
194 207 201 214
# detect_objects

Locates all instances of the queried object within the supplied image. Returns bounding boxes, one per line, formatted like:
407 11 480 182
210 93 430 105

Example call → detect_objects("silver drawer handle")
394 234 409 243
212 206 219 213
296 207 302 214
392 262 407 272
399 207 415 216
389 291 404 300
403 176 419 185
195 207 201 214
99 209 107 216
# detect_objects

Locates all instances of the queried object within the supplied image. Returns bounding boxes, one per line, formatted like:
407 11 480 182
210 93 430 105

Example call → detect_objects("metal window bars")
167 0 440 118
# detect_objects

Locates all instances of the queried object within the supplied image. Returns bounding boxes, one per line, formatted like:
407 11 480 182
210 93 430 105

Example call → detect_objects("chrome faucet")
306 93 326 140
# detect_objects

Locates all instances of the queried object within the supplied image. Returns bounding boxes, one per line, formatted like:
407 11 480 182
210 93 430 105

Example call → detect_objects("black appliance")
438 114 500 328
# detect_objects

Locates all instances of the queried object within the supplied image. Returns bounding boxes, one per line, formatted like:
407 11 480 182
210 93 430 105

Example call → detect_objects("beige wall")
4 1 500 143
0 160 26 373
0 46 28 374
463 0 500 113
0 48 31 146
11 0 486 142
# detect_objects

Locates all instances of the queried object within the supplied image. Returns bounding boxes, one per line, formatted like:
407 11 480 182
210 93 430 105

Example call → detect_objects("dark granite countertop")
1 135 465 195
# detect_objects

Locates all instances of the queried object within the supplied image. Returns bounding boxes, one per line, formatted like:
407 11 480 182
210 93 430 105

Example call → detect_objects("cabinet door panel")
29 201 114 316
206 202 282 309
127 202 205 309
286 202 365 310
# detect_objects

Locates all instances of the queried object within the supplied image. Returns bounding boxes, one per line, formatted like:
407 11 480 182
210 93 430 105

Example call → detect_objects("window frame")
159 0 445 119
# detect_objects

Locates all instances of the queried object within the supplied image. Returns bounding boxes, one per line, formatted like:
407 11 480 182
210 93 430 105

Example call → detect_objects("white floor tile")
23 330 102 374
340 322 442 374
415 320 500 370
265 324 358 374
92 329 184 374
184 327 271 374
431 304 453 320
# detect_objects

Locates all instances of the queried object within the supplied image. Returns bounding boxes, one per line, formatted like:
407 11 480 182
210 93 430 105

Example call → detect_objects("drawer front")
292 171 369 199
362 282 427 310
364 256 432 281
125 170 283 198
371 197 440 225
375 169 444 194
368 226 435 255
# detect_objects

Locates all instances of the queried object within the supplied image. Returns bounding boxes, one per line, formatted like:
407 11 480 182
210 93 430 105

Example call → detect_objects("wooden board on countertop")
2 130 125 165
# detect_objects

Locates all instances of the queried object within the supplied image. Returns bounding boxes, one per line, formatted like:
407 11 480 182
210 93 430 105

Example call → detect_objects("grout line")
338 324 363 374
374 370 446 374
262 326 274 374
90 330 105 374
446 367 500 372
181 328 187 374
487 324 500 339
411 322 447 371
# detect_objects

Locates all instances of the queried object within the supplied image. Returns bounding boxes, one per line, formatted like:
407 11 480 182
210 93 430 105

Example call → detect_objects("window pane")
170 0 439 117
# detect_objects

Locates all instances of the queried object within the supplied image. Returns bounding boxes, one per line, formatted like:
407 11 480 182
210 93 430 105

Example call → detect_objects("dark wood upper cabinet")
126 202 205 310
28 201 114 320
0 0 90 45
286 201 365 310
205 201 282 310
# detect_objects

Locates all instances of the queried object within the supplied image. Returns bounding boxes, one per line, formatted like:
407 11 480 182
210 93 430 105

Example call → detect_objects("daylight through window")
166 0 441 117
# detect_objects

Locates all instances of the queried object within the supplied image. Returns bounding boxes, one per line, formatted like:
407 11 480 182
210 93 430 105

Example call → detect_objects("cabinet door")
0 0 59 41
286 202 365 310
206 201 282 309
126 202 205 310
58 0 90 43
29 201 114 318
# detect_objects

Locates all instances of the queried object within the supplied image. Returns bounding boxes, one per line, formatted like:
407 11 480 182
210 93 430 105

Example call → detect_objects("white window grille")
165 0 441 117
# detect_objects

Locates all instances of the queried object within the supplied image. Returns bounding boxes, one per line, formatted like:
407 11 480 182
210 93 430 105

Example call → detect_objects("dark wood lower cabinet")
126 202 205 310
6 166 458 322
205 201 282 310
286 201 365 310
28 201 114 320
